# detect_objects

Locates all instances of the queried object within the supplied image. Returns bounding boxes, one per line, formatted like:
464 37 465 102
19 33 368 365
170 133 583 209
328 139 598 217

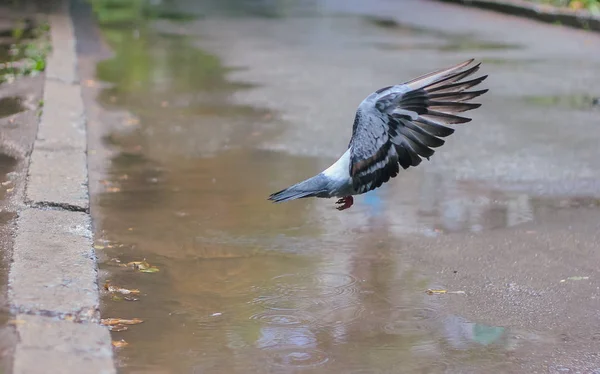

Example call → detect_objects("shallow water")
0 96 24 118
87 0 600 372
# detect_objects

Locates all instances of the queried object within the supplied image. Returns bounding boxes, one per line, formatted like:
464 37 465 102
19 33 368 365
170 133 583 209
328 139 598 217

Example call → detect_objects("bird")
268 59 488 211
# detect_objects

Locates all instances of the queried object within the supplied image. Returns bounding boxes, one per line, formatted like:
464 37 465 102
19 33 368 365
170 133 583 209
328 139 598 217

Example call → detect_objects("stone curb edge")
432 0 600 32
7 0 116 373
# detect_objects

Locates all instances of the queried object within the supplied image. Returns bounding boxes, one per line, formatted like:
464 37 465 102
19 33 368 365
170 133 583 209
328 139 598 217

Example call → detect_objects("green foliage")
88 0 198 26
0 22 50 84
528 0 600 13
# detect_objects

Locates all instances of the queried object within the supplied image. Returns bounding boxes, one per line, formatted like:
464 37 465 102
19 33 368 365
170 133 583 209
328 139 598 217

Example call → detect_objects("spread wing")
348 59 488 194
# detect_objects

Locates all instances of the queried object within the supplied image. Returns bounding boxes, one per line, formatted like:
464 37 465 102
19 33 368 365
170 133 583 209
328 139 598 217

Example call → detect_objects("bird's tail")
268 174 329 203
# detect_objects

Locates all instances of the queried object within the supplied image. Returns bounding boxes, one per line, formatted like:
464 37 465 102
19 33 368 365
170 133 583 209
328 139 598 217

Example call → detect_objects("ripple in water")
269 272 358 299
249 311 317 327
268 348 330 368
380 307 441 335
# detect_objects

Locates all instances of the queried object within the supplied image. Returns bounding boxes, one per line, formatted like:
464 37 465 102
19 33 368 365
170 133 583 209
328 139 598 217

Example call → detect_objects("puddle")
442 316 507 349
412 175 600 235
524 94 599 110
91 0 199 26
0 96 25 118
86 1 600 373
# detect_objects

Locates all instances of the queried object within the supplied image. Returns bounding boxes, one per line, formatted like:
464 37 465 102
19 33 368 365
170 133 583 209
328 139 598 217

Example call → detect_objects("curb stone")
432 0 600 32
7 0 116 372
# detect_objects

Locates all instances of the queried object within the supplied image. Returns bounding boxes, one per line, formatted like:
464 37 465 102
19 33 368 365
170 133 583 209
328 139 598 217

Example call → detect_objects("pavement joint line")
7 0 116 372
27 201 89 213
10 306 99 324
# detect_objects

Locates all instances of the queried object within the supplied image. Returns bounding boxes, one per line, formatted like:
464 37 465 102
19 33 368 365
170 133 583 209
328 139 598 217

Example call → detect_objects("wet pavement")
0 5 46 368
80 0 600 372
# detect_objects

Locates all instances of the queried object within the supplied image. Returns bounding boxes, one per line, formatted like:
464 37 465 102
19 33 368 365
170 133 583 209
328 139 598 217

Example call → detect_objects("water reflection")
173 0 322 18
443 316 506 349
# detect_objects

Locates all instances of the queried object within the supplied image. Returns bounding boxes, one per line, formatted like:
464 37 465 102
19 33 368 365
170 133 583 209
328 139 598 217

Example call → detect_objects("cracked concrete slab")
27 149 89 210
13 314 114 374
9 209 99 319
25 76 88 211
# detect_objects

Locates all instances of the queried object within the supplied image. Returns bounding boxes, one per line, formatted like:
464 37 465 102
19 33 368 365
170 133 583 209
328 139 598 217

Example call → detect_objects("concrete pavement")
6 0 115 372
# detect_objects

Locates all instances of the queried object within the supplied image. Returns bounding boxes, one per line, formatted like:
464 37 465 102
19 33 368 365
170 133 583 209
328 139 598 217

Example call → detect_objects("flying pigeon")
269 59 488 211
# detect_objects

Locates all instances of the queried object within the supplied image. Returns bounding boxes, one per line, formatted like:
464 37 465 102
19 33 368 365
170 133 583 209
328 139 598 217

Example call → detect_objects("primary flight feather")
269 59 488 210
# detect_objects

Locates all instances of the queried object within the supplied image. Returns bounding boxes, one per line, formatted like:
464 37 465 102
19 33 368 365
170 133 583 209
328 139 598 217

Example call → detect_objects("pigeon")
268 59 488 211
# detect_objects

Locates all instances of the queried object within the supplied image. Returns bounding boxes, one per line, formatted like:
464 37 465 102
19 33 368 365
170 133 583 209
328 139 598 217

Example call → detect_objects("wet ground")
78 0 600 372
0 4 45 370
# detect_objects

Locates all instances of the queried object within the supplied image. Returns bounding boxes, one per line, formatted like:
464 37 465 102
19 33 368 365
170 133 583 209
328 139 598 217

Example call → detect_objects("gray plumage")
269 59 488 207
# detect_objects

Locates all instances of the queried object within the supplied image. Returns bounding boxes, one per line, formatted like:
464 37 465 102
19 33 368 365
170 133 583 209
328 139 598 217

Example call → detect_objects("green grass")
526 0 600 13
0 22 50 84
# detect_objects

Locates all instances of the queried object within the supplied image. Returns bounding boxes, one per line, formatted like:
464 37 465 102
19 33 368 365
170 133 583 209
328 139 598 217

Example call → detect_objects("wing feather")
348 60 488 194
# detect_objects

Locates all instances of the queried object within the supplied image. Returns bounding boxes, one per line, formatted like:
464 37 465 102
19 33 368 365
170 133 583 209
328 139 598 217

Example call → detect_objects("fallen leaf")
106 187 121 193
127 260 160 273
112 339 129 348
94 245 105 250
101 318 144 326
1 181 12 186
139 267 160 273
426 289 466 295
569 0 584 10
124 118 139 126
561 276 589 283
111 294 140 302
109 286 140 295
568 276 589 281
108 324 128 332
7 319 26 325
104 281 141 295
426 289 447 295
127 260 150 270
5 188 14 193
